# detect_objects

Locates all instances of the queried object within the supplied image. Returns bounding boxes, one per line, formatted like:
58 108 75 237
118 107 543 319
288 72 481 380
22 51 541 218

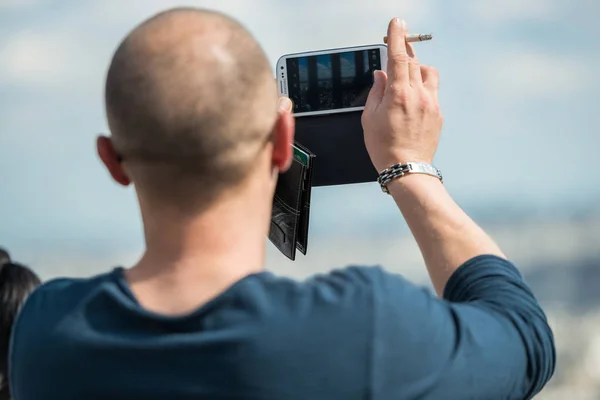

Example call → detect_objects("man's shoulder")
253 266 391 319
302 265 387 291
30 269 117 301
267 265 387 295
14 270 119 332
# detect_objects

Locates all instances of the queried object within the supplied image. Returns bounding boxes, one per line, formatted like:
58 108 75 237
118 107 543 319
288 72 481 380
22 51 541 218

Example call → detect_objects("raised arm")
361 18 555 398
364 18 505 295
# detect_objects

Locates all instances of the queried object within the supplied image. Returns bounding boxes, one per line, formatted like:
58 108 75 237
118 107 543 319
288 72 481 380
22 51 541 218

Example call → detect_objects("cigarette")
383 34 433 44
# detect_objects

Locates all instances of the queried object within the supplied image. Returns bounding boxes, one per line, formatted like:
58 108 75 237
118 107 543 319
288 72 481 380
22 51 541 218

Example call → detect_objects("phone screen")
285 49 382 114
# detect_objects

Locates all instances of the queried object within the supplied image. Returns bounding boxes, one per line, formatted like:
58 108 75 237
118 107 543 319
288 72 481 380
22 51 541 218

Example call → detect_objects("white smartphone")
276 44 388 117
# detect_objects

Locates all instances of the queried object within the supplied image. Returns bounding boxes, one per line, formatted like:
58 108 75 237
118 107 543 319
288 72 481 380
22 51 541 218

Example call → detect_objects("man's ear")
96 136 131 186
271 102 295 173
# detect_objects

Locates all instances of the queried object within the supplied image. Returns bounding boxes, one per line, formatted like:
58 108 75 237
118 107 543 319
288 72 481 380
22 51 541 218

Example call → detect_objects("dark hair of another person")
0 250 9 266
0 250 41 400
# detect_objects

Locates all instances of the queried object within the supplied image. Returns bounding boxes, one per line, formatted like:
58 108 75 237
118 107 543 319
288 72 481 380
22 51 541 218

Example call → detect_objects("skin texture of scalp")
104 7 278 210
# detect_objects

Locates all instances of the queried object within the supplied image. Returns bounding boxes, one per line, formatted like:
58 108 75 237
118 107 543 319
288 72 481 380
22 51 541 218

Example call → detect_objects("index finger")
386 18 410 85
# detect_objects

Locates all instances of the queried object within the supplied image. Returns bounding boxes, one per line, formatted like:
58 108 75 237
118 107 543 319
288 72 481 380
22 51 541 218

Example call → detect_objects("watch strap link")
377 162 443 194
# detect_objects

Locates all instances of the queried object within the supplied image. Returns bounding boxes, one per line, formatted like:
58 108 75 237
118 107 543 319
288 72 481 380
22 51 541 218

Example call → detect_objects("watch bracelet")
377 162 443 194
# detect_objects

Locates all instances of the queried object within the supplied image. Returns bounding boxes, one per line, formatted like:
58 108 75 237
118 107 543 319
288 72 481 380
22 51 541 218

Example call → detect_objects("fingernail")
394 17 401 26
373 70 380 84
278 97 292 112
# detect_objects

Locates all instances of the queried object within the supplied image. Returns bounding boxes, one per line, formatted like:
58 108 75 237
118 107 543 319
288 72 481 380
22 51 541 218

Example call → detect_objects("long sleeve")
368 255 556 400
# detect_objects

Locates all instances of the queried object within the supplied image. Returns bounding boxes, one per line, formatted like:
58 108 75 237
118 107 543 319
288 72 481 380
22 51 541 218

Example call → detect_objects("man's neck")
125 181 273 315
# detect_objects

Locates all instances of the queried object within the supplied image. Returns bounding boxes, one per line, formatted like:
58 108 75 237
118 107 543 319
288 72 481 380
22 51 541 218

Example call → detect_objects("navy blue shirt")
9 256 555 399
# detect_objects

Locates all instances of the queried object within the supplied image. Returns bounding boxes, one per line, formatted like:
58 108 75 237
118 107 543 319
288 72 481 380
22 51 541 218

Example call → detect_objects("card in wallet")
268 142 315 261
294 111 378 187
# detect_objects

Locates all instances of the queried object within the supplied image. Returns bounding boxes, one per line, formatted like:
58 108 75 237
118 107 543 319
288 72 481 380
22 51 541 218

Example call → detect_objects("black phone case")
294 111 378 186
268 143 315 260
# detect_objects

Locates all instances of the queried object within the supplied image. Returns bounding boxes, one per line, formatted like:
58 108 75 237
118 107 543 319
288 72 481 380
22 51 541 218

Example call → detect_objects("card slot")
269 193 300 260
275 163 306 207
273 194 301 215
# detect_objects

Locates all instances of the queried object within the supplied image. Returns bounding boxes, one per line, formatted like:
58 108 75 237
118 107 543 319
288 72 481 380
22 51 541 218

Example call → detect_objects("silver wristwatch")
377 162 443 194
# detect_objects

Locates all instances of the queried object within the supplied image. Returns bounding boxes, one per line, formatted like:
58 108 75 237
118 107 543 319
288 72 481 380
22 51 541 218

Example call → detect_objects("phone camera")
280 66 284 70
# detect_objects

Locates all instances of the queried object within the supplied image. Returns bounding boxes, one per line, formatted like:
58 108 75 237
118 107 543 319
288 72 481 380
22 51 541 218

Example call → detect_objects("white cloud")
317 59 332 79
340 56 356 78
0 0 438 89
480 50 595 100
0 0 265 89
0 31 77 86
0 0 45 9
459 0 562 23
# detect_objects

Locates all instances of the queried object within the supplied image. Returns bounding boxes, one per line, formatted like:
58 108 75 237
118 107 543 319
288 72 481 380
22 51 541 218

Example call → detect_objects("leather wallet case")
294 111 378 187
293 141 314 255
268 142 315 260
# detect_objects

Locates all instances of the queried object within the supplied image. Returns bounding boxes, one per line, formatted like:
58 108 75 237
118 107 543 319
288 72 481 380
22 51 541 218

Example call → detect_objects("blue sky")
0 0 599 269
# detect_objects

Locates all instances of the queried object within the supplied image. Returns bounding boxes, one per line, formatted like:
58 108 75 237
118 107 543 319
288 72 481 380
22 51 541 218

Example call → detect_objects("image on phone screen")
284 48 382 115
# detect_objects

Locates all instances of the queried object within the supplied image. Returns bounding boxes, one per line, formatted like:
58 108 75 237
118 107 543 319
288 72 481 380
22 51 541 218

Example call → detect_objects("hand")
362 18 443 172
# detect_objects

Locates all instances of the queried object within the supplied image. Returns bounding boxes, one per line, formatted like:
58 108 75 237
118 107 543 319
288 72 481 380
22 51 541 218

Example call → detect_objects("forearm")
388 173 505 295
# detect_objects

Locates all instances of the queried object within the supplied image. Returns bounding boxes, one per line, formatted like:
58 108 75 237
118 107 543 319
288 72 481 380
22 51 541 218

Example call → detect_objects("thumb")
278 97 293 113
364 70 387 112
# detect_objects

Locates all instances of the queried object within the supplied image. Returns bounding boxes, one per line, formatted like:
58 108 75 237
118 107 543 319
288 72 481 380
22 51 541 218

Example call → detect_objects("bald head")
105 8 278 207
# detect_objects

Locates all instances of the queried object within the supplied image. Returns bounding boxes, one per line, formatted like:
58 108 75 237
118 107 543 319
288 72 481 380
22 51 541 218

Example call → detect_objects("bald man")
9 8 554 400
